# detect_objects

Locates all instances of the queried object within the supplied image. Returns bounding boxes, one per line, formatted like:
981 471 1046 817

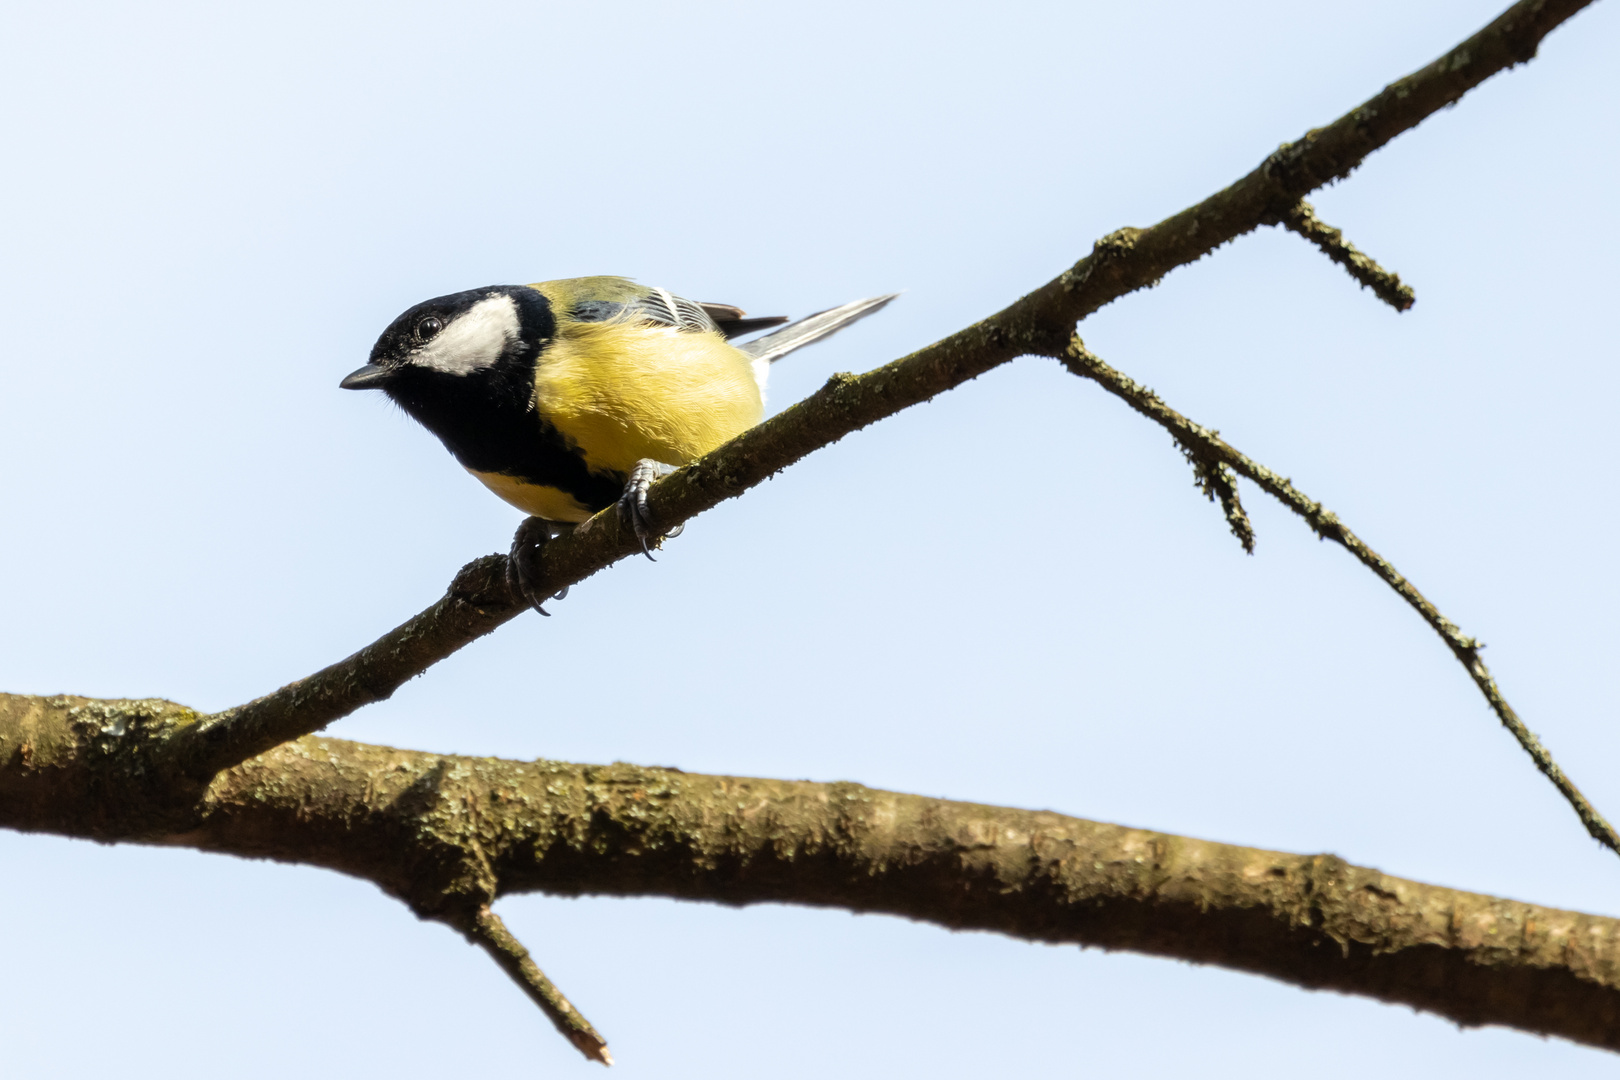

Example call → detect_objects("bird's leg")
618 459 684 561
506 516 571 616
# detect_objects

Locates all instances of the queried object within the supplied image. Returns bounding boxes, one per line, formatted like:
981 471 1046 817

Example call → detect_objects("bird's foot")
617 459 684 560
506 516 571 616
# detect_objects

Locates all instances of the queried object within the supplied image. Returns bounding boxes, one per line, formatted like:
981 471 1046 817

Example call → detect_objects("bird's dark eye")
416 316 444 342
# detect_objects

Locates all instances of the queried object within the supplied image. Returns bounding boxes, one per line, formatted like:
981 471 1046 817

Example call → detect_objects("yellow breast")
467 470 595 523
530 316 764 477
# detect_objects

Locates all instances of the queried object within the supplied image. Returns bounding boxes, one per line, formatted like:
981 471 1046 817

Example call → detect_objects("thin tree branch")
456 905 612 1066
158 0 1595 784
5 692 1620 1056
163 554 514 782
1272 200 1416 311
1059 338 1620 856
1181 440 1257 553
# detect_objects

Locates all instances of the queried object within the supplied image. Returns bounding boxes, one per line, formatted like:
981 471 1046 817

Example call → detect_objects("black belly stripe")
458 412 624 513
395 373 624 512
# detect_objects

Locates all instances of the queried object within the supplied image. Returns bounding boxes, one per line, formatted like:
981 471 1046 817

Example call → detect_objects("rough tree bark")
2 0 1612 1065
6 694 1620 1059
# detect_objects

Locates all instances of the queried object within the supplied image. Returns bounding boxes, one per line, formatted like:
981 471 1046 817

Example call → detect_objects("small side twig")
1273 200 1416 311
455 905 613 1066
1060 337 1620 857
1179 440 1256 553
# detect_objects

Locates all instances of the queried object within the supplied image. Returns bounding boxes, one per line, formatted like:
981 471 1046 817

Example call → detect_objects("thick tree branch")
6 692 1620 1056
159 0 1594 783
1058 339 1620 856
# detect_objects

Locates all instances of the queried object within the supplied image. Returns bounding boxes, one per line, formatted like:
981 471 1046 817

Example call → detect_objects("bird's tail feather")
737 294 899 366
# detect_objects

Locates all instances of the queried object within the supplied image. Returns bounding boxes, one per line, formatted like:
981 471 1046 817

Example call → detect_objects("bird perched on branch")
341 276 895 612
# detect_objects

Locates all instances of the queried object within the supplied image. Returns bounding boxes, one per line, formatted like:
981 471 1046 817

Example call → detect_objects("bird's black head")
341 284 555 426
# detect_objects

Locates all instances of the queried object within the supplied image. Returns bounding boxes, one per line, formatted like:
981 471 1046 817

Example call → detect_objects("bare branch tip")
1278 200 1416 313
461 905 612 1065
576 1037 615 1067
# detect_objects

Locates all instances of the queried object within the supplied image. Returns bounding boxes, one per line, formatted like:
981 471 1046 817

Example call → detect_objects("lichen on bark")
5 691 1620 1056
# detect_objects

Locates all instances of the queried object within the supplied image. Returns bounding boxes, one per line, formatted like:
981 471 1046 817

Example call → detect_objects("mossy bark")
6 692 1619 1053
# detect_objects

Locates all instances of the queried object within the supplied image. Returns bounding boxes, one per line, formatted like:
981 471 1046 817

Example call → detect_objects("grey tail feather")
737 293 899 364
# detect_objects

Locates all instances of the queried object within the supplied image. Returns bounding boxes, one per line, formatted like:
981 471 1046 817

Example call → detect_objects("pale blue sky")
2 0 1618 1075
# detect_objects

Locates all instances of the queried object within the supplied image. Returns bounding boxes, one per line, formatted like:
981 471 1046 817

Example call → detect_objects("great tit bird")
341 276 895 612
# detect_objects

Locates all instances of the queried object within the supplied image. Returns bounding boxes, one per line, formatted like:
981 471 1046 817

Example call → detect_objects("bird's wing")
541 277 875 348
630 286 722 333
699 303 791 339
561 279 726 335
626 290 791 339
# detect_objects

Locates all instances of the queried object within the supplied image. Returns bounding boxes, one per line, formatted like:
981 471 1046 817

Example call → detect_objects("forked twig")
1061 338 1620 855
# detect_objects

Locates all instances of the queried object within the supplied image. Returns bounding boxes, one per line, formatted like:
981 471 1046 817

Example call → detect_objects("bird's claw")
617 459 681 561
507 516 570 615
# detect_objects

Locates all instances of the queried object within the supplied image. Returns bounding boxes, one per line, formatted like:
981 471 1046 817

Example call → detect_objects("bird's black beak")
340 364 392 390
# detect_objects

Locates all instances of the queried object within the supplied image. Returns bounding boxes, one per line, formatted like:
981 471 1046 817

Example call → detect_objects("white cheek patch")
412 294 521 376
